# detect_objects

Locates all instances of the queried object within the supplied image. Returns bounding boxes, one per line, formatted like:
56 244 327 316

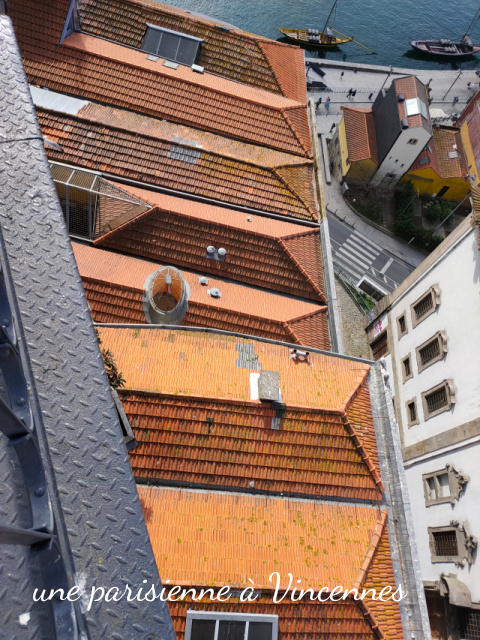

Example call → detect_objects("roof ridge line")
281 227 318 240
281 106 312 157
271 167 318 221
352 510 388 591
355 598 387 640
254 40 284 97
117 386 346 415
287 306 328 323
341 414 385 495
339 369 370 413
277 238 326 302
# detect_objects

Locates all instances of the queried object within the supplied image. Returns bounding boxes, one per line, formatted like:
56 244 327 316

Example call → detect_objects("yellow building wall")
346 158 378 183
404 168 470 202
337 118 350 178
460 121 480 186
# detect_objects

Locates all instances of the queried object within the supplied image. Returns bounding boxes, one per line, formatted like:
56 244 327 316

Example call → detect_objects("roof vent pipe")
218 248 227 258
397 94 405 102
143 266 190 325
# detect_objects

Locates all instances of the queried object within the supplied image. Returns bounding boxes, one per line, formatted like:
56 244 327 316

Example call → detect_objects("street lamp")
443 70 462 101
379 66 394 93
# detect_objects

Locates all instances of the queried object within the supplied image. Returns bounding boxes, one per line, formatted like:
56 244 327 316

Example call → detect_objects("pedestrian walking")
330 123 336 133
341 71 344 78
351 90 357 98
315 97 322 113
368 92 373 100
452 96 459 106
325 97 331 112
347 88 353 98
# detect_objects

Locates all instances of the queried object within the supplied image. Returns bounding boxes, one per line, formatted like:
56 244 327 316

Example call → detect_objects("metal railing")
50 162 149 240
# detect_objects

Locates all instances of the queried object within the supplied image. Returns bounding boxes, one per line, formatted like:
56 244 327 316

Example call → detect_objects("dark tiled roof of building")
73 243 330 348
77 0 307 102
37 105 317 221
10 0 310 156
124 393 380 500
342 107 379 164
394 76 430 131
95 186 326 301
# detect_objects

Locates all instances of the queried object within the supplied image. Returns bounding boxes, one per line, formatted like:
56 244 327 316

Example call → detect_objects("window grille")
432 530 458 557
462 610 480 640
398 314 407 335
419 339 441 366
425 386 448 414
413 293 434 321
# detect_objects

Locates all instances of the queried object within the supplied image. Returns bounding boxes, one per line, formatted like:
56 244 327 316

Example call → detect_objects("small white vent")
199 276 208 285
218 248 227 258
448 151 458 159
208 288 221 298
206 246 215 255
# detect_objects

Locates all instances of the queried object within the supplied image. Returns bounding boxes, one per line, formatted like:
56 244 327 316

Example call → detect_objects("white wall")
375 225 480 601
390 230 480 448
405 443 480 600
370 125 431 188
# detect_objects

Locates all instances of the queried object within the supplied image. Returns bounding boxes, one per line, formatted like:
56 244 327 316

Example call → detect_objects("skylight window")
405 97 428 119
141 24 202 66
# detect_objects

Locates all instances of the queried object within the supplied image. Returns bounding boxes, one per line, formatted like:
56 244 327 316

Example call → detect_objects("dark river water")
168 0 480 69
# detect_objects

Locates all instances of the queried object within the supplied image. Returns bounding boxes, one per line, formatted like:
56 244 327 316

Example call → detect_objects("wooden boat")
278 27 351 48
410 37 480 57
410 7 480 57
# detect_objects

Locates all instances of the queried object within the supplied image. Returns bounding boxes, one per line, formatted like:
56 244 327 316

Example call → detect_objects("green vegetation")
96 329 126 389
424 199 452 222
394 182 443 251
346 189 383 225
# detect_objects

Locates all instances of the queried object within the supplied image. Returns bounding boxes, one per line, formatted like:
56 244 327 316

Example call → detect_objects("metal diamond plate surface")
0 15 175 640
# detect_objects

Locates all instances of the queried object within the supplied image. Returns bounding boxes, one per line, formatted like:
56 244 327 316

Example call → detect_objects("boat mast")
462 5 480 39
323 0 339 34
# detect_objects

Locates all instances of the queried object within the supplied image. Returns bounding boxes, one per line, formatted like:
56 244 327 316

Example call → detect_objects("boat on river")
278 27 351 47
410 37 480 57
410 7 480 58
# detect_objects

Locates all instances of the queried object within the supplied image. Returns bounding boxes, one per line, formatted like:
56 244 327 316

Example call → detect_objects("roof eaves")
277 237 326 302
341 415 385 494
353 510 388 590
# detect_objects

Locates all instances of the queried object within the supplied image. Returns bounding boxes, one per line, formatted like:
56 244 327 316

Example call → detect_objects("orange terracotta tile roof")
95 186 325 302
77 0 307 102
433 127 468 179
123 392 381 500
138 486 385 590
10 0 310 157
168 597 384 640
409 126 468 179
37 106 317 221
98 327 369 411
341 107 379 164
73 243 330 348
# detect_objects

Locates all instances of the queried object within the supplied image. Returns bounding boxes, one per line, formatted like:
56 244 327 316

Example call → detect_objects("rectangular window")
416 331 447 372
402 355 412 382
422 380 455 420
406 398 418 427
397 313 407 338
370 331 388 361
407 138 418 145
186 612 278 640
461 609 480 640
424 470 450 505
432 530 458 557
141 24 202 66
411 285 440 327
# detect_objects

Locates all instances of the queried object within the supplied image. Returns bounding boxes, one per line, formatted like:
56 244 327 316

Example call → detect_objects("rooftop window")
185 612 278 640
141 24 202 66
405 97 428 119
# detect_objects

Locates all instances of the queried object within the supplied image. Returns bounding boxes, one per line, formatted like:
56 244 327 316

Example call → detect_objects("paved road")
327 213 414 295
